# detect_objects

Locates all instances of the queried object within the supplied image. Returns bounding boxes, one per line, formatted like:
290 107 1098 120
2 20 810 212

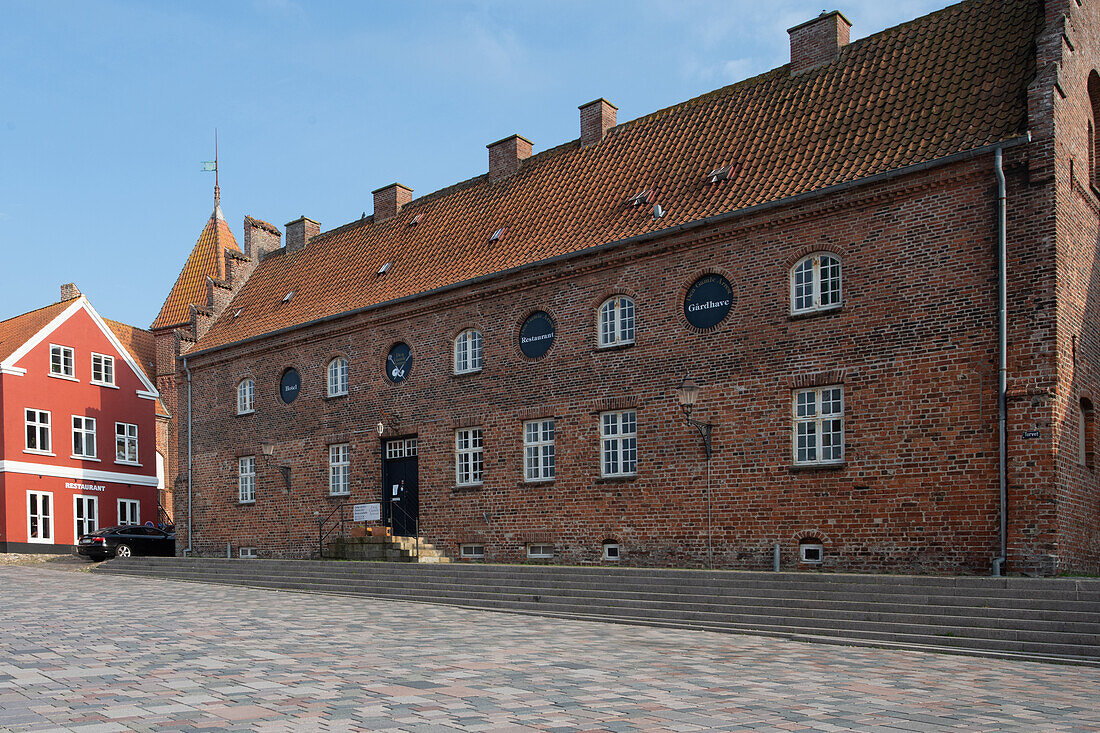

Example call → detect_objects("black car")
76 525 175 560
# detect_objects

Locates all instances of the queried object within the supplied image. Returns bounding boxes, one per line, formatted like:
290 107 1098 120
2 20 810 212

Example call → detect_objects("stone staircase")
94 558 1100 667
322 535 451 563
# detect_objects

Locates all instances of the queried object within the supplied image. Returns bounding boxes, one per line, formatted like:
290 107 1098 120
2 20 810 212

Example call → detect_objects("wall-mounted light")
261 440 275 457
376 422 385 437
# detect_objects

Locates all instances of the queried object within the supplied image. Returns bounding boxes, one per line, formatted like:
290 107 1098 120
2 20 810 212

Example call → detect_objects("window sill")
236 410 255 417
596 474 638 483
452 483 484 493
238 500 256 506
114 460 142 467
452 368 483 379
23 449 55 457
91 381 119 389
596 341 635 353
523 478 556 487
71 455 100 462
328 492 350 498
789 462 846 472
788 305 844 321
323 392 349 402
48 373 79 382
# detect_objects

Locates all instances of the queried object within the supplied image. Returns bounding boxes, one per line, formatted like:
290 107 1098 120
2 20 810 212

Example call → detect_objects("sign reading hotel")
280 368 301 404
684 274 733 330
519 311 556 359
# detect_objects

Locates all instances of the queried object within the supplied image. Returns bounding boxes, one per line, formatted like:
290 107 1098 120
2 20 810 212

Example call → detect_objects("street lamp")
675 375 716 568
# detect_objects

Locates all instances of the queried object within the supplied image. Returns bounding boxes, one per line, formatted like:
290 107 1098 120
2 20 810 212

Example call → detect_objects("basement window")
799 540 823 565
527 543 554 560
602 541 620 561
460 544 485 560
239 547 258 559
281 291 295 304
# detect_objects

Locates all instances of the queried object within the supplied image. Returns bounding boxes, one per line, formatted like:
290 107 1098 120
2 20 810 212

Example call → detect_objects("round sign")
519 311 556 359
386 342 412 384
279 368 301 404
684 274 733 330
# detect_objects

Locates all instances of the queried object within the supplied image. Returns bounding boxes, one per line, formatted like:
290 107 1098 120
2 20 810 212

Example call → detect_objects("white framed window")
238 456 256 503
91 353 115 386
237 379 255 415
454 329 483 374
24 409 51 454
239 547 258 559
790 253 842 314
598 296 635 348
327 357 349 397
527 543 554 559
27 491 53 543
118 498 140 526
455 428 483 487
329 443 350 495
115 422 139 464
800 542 824 564
523 418 555 482
602 541 621 561
460 544 485 560
600 409 637 477
74 496 98 538
71 416 97 459
385 438 418 459
49 344 75 379
793 386 844 465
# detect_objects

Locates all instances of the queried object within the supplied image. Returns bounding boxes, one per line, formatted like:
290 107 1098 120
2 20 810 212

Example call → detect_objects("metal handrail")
317 502 350 559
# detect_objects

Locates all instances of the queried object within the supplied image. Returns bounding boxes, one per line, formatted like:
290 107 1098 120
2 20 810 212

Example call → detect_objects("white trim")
70 455 102 462
47 373 79 383
1 366 27 375
23 449 56 457
90 352 116 387
117 498 140 526
73 494 99 539
0 459 158 486
1 300 83 371
27 490 54 544
136 390 158 400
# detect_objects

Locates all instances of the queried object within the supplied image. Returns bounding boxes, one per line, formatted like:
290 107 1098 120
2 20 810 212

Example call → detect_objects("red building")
0 286 163 552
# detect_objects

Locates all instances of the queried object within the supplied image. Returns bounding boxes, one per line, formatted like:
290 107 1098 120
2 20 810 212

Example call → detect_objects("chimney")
372 183 413 222
285 216 320 254
60 283 81 300
788 10 851 75
243 216 282 260
579 98 617 146
487 134 532 180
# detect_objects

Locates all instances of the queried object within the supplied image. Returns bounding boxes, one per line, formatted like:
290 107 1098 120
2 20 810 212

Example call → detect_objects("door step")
324 535 451 563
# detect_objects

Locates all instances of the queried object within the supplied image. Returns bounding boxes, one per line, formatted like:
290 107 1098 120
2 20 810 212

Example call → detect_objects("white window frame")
800 542 824 564
792 386 845 465
90 352 116 387
71 415 97 460
790 253 842 315
455 428 484 487
453 329 483 374
27 490 53 544
385 438 418 459
74 495 98 539
598 296 636 348
115 422 139 465
239 547 258 559
527 543 554 559
523 418 555 482
237 379 255 415
460 544 485 560
117 498 140 526
49 344 76 380
24 408 52 455
329 443 350 496
600 409 638 477
238 456 256 503
602 542 621 561
327 357 349 397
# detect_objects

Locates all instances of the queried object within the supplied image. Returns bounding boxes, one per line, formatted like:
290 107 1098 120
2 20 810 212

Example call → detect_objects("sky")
0 0 954 327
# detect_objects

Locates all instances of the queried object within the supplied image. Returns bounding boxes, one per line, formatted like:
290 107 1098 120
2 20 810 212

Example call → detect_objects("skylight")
233 308 243 318
377 262 392 276
409 213 423 226
489 227 505 242
282 291 295 303
707 166 731 184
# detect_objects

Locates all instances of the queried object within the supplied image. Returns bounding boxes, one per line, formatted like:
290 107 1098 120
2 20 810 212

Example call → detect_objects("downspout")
993 146 1008 576
184 356 194 556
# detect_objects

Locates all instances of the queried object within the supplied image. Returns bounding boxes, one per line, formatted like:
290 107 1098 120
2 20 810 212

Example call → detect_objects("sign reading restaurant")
65 481 106 492
519 311 556 359
684 274 733 330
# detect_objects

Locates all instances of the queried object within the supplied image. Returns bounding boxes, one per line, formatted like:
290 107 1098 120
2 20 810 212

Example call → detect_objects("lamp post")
676 376 716 568
261 440 293 555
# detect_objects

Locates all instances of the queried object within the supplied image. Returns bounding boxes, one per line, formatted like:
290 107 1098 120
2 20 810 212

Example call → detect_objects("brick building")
175 0 1100 574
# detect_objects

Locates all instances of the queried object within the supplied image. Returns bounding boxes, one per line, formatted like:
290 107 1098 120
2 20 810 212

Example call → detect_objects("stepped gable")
0 297 78 362
194 0 1041 353
152 204 241 331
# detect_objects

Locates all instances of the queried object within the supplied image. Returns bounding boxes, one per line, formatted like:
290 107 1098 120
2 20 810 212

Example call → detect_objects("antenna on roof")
201 129 221 210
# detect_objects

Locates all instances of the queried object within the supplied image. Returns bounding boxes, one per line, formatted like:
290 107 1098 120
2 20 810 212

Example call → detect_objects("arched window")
1080 397 1094 468
598 295 635 347
237 379 255 415
454 329 483 374
327 357 349 397
791 253 842 314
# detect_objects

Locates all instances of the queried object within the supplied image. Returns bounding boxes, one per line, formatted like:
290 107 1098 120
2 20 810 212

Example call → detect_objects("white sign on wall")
352 502 381 522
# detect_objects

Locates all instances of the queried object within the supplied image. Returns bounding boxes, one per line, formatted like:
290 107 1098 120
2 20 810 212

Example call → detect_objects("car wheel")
115 544 132 558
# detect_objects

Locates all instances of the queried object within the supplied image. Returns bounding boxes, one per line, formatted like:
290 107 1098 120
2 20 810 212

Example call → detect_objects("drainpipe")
993 146 1008 577
184 356 193 556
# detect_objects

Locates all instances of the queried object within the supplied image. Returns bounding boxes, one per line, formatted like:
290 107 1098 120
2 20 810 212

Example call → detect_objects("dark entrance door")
382 437 419 537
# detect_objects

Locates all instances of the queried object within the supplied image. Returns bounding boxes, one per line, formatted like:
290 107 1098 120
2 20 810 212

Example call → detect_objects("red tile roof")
194 0 1041 354
0 298 77 364
152 207 241 331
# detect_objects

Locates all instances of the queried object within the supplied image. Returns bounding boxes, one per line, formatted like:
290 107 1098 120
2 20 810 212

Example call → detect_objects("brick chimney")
243 216 282 260
487 134 532 180
285 216 320 254
579 98 617 146
788 10 851 75
372 183 413 222
60 283 81 300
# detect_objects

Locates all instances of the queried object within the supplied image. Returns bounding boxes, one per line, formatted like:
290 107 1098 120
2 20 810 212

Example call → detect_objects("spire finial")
214 128 220 208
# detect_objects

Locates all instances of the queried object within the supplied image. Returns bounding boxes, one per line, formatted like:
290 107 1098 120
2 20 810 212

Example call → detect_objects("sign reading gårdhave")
684 274 733 330
519 311 555 359
279 368 301 404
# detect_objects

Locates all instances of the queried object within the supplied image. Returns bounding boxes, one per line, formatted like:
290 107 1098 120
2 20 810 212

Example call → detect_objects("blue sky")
0 0 952 327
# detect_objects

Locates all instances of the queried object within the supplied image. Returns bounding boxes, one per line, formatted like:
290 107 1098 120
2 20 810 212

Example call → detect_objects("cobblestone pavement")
1 566 1098 732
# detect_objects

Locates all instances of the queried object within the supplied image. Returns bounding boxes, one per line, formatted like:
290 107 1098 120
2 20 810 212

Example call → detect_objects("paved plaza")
1 565 1098 732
